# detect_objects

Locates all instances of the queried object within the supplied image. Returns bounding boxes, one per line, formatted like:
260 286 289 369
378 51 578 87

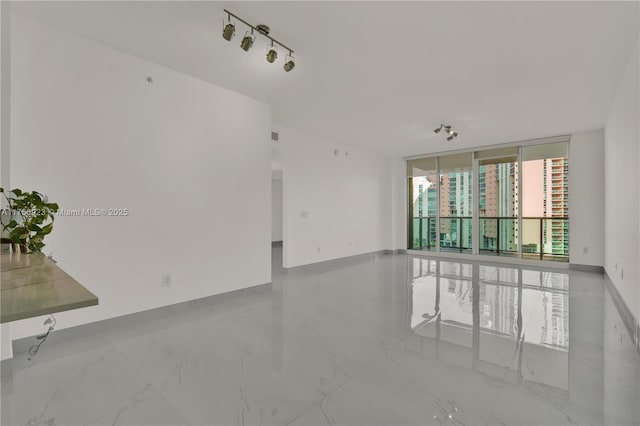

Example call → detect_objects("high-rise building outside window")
438 153 473 253
521 142 569 260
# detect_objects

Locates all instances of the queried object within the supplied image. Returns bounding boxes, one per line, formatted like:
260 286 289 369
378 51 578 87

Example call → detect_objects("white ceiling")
10 1 639 157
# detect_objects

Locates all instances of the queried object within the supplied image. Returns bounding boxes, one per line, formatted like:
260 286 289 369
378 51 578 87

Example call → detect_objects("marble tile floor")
2 249 639 425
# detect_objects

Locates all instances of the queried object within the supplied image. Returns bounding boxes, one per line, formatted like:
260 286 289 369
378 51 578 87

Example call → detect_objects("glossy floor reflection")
2 249 639 425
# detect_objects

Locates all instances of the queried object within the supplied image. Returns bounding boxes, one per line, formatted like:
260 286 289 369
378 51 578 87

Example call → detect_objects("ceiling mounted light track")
222 9 296 72
433 124 459 141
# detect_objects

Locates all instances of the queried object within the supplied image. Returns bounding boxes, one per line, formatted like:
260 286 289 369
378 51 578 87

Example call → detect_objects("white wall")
273 126 390 268
388 157 407 251
604 38 640 321
0 1 13 361
569 129 605 266
271 178 283 242
0 1 9 191
9 15 272 340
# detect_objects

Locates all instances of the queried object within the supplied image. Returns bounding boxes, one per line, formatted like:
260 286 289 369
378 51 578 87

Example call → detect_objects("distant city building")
479 162 518 253
438 172 473 250
521 158 569 256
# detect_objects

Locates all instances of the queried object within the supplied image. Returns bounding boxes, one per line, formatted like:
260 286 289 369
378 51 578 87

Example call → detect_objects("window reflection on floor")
409 258 570 391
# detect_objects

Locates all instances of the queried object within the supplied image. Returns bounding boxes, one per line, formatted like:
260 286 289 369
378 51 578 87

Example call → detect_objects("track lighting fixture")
284 53 295 72
433 124 451 134
222 14 235 41
221 9 296 73
241 30 256 51
433 124 459 141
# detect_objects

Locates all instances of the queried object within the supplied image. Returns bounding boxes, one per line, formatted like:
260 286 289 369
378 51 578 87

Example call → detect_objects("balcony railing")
411 216 569 261
411 216 472 253
479 217 518 256
522 217 569 261
440 217 472 253
411 216 438 250
482 217 569 260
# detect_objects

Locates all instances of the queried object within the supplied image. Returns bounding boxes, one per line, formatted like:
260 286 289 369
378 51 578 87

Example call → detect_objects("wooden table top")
1 251 98 323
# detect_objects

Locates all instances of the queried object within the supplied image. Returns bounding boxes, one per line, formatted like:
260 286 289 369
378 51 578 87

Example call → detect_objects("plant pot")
12 243 28 253
0 237 11 253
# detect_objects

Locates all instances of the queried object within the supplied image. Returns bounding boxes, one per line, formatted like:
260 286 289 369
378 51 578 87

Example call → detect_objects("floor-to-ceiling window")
438 153 472 253
521 142 569 260
406 140 569 261
477 148 519 257
408 158 438 250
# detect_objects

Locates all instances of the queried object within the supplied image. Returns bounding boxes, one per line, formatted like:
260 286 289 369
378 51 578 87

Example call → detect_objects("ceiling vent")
271 131 279 141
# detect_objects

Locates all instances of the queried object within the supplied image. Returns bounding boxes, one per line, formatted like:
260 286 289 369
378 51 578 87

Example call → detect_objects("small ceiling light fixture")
433 124 459 141
284 53 295 72
256 24 270 36
222 13 235 42
221 9 296 72
240 29 256 51
266 42 278 63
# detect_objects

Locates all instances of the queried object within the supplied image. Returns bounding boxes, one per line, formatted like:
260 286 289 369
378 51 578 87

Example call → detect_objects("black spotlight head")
433 127 442 134
222 22 235 41
240 32 255 51
284 57 295 72
447 135 454 141
267 48 278 63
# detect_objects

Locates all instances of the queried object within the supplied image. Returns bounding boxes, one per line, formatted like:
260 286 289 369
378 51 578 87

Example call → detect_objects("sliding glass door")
477 148 519 257
521 143 569 260
408 158 437 250
438 153 472 253
406 141 569 261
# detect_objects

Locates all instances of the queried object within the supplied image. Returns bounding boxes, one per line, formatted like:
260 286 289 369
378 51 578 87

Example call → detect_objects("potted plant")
0 188 59 253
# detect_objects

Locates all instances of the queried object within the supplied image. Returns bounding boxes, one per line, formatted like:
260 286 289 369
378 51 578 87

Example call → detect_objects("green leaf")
9 228 26 243
27 223 42 232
